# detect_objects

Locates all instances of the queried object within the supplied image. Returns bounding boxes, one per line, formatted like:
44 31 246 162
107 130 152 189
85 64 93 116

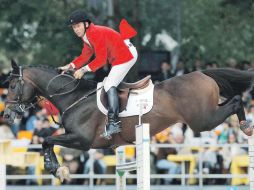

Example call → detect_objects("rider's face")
72 22 85 37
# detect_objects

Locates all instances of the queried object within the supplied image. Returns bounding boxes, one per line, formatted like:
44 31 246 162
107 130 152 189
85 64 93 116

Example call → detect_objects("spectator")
199 142 218 174
152 61 174 82
0 121 15 139
192 58 203 71
27 117 57 185
220 129 247 172
155 132 181 184
30 117 57 149
60 147 85 184
217 122 231 144
83 149 107 185
26 109 47 132
226 58 238 69
246 105 254 126
174 59 189 76
241 60 251 70
205 61 218 69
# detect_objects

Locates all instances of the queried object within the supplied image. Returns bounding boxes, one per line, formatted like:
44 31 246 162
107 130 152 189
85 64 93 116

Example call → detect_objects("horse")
3 60 254 181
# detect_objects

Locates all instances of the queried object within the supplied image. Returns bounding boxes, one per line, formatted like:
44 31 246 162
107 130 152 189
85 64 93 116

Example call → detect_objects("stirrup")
100 131 113 140
100 121 122 140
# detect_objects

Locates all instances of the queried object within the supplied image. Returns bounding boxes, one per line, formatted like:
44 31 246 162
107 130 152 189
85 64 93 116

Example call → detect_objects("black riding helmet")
67 10 91 26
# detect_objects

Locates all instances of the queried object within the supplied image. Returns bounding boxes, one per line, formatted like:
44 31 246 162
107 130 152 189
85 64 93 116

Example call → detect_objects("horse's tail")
202 68 254 99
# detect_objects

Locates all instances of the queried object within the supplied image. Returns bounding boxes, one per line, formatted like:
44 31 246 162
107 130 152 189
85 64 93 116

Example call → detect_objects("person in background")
205 61 218 69
83 149 107 185
155 132 181 184
174 59 189 76
153 61 174 82
226 58 238 69
31 117 57 147
26 109 47 132
220 129 247 175
192 58 203 71
60 147 85 184
27 117 57 185
0 120 15 139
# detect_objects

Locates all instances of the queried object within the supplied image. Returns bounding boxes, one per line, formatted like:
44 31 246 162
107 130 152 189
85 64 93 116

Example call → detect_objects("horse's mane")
25 64 59 74
25 64 97 91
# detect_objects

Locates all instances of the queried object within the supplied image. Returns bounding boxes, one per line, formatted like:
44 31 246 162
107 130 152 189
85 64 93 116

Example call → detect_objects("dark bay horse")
3 60 254 181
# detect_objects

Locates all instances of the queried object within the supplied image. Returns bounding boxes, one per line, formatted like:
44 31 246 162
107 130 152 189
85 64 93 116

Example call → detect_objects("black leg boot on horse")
102 86 122 139
236 101 253 136
42 142 60 176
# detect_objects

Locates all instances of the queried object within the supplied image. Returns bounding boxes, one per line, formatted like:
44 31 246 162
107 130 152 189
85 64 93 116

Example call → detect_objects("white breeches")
104 40 138 92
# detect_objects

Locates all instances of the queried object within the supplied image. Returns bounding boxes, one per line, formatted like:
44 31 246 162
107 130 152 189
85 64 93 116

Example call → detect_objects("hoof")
56 166 70 182
240 120 253 136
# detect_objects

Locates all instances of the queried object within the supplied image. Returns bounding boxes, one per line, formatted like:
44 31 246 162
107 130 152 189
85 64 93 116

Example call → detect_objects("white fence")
1 143 250 189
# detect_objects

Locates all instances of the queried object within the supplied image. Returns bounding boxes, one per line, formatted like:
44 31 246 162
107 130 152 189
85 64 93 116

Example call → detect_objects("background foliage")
0 0 254 70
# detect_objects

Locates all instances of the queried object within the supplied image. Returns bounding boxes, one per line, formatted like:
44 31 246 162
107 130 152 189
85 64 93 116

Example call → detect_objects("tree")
1 0 254 69
181 0 254 66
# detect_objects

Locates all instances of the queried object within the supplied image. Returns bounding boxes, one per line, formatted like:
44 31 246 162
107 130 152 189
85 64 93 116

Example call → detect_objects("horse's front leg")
42 133 91 182
42 141 60 176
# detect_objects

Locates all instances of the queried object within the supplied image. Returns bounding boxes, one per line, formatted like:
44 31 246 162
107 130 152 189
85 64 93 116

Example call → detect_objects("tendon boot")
101 87 121 139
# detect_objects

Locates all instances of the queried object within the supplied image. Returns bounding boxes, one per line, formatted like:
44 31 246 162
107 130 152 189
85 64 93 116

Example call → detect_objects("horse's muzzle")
3 105 23 124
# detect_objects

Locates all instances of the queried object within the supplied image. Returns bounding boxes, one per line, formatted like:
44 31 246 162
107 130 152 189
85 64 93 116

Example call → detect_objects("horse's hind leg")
235 100 253 136
203 95 243 130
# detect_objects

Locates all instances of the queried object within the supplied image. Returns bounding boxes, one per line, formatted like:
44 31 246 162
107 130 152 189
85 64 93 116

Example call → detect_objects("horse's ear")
11 59 19 70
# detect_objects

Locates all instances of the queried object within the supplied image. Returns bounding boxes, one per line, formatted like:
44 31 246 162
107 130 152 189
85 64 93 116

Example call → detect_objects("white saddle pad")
97 79 154 117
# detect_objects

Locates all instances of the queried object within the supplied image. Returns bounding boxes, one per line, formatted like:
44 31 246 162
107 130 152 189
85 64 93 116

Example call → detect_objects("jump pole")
0 140 11 190
135 123 150 190
249 137 254 189
0 163 6 190
116 123 150 190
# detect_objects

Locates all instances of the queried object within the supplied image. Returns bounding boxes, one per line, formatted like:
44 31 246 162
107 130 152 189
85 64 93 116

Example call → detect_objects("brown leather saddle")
100 75 151 112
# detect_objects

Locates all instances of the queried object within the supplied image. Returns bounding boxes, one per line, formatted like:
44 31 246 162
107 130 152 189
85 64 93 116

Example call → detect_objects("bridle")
5 66 101 125
5 66 40 113
5 66 25 105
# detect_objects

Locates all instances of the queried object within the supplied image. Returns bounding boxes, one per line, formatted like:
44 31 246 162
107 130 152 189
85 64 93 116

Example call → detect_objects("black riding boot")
102 87 121 139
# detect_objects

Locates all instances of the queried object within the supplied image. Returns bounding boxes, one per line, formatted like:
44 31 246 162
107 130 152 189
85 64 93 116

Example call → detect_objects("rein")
47 74 80 98
61 86 102 118
7 66 100 127
46 72 101 123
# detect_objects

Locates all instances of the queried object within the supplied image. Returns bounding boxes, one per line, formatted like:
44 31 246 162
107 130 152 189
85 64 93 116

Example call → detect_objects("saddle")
100 75 151 112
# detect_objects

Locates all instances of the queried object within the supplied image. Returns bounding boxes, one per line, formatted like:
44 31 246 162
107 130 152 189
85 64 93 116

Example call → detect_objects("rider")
59 10 138 139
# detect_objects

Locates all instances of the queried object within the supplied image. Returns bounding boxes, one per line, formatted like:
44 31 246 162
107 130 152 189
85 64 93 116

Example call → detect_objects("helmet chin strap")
83 22 90 37
84 21 90 30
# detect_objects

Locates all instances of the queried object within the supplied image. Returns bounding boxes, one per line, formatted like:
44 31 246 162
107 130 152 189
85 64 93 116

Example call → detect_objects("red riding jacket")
71 19 137 72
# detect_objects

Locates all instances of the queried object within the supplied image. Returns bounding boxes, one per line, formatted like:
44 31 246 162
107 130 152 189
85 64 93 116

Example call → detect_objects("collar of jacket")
81 23 95 46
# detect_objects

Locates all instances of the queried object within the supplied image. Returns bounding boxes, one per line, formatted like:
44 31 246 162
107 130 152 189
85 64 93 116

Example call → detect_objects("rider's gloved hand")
74 67 88 79
58 63 75 74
